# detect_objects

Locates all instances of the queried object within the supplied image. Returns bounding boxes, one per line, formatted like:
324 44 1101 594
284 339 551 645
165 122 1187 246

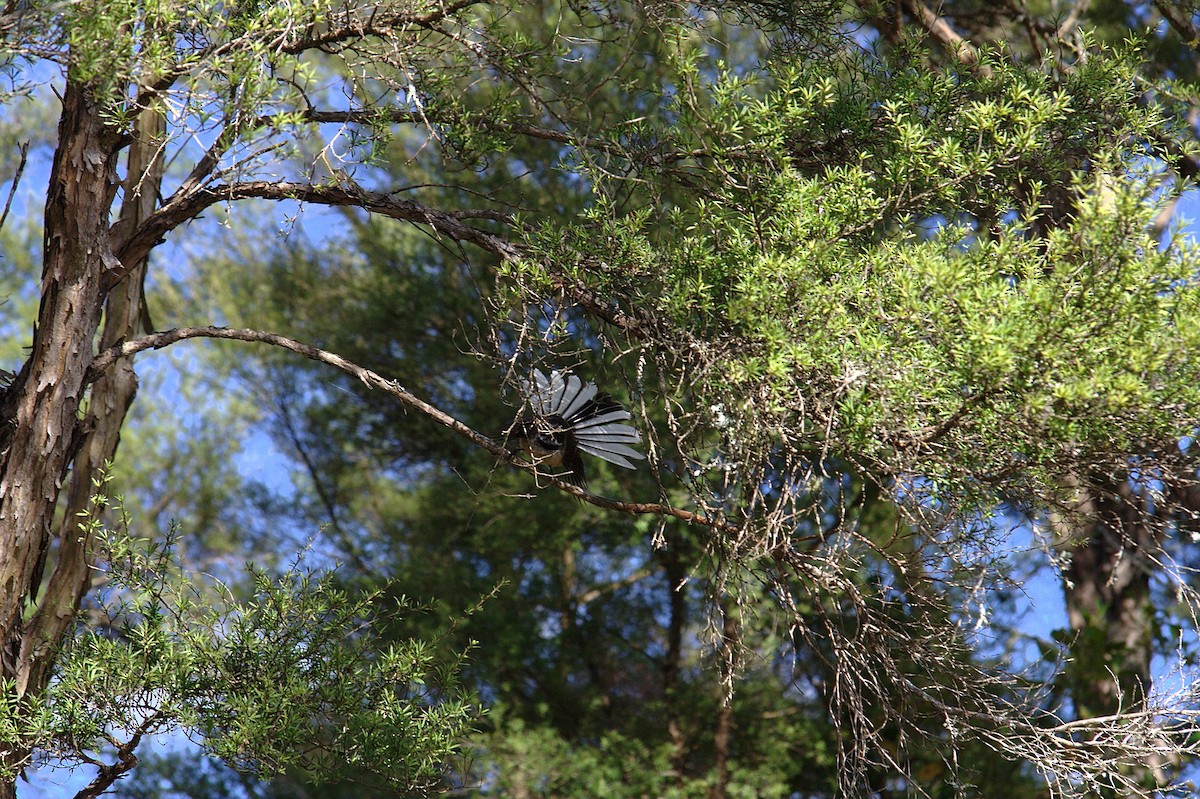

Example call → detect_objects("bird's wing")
572 408 632 427
573 394 644 469
523 369 554 415
572 420 641 442
533 370 591 418
545 371 571 415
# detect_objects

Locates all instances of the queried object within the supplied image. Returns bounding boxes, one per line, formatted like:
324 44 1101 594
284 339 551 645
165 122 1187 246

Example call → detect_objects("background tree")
543 30 1200 799
134 17 1200 799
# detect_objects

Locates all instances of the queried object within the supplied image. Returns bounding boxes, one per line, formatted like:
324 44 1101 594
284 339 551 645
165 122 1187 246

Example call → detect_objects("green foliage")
526 40 1200 502
149 168 862 797
473 705 816 799
59 1 312 77
3 490 475 792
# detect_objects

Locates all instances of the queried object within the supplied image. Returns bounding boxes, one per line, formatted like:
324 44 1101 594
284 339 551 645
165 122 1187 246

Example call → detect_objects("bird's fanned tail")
512 369 645 485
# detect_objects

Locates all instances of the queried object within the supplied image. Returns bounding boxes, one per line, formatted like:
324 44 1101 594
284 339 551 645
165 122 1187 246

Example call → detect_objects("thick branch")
72 721 153 799
87 326 735 533
112 180 521 289
902 0 988 72
547 273 652 339
163 105 712 243
280 0 487 54
1156 0 1199 46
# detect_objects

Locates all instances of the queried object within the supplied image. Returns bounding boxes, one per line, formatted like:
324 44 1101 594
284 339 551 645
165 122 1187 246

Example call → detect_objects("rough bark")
0 78 118 662
0 76 120 792
17 100 164 699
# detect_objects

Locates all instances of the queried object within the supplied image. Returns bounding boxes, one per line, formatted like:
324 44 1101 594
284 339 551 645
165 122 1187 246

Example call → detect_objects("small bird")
506 369 644 487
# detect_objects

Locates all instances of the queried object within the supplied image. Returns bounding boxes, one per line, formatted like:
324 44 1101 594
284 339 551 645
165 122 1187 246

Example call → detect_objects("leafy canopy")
523 39 1200 503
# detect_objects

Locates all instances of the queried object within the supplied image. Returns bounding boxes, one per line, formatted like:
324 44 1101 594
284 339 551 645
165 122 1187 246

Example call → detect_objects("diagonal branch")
165 105 716 225
111 180 522 289
1055 0 1091 39
87 326 736 533
902 0 989 73
577 565 656 606
1156 0 1199 46
72 714 158 799
0 141 26 235
174 125 239 199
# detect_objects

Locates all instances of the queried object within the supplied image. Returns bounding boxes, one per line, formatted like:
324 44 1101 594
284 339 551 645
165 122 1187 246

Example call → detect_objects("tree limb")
1055 0 1090 39
0 141 26 235
72 719 155 799
577 565 657 605
1155 0 1199 46
111 180 522 289
902 0 988 73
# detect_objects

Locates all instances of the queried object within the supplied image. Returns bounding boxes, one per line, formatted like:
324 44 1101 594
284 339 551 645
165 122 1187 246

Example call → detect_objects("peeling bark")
0 78 118 663
0 76 121 794
17 100 164 699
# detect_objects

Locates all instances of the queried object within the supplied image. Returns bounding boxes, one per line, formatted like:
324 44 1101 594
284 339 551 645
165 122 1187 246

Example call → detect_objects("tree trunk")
0 77 121 791
709 603 736 799
0 76 117 675
1055 470 1161 794
662 528 687 783
18 99 163 699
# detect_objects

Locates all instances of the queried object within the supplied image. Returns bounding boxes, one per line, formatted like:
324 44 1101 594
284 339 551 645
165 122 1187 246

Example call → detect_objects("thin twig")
0 141 27 234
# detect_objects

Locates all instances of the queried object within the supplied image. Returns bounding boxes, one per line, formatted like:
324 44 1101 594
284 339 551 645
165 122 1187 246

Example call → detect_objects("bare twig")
0 141 27 234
